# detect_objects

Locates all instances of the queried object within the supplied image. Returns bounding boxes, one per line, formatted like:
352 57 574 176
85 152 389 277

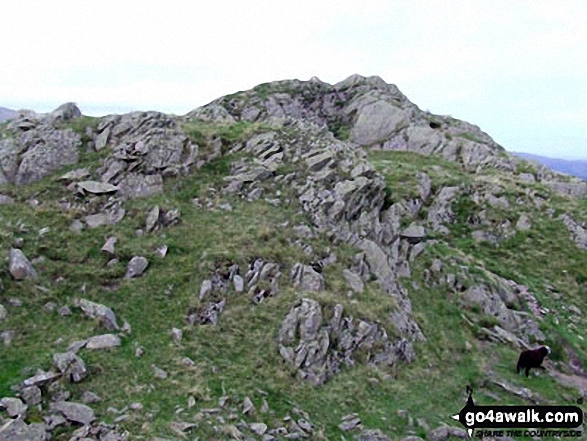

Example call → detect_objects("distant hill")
511 151 587 180
0 106 16 122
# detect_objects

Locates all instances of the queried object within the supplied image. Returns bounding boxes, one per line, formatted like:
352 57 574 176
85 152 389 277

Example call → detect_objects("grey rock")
50 102 81 121
516 213 532 231
70 219 84 233
351 100 408 145
250 422 268 435
0 304 6 321
19 386 42 406
86 334 121 349
401 223 426 242
560 214 587 250
84 207 125 228
0 397 27 417
146 205 160 232
0 417 48 441
291 263 325 292
76 180 119 195
52 401 95 425
117 173 163 199
340 414 362 431
343 269 364 293
0 330 16 346
233 274 244 292
81 391 102 404
95 127 110 150
52 351 88 382
152 365 168 379
427 425 468 441
242 397 255 414
57 306 71 317
58 168 90 182
22 370 61 388
124 256 148 279
354 429 392 441
0 194 15 204
199 279 212 300
100 237 117 255
76 298 119 331
8 248 37 280
171 328 183 343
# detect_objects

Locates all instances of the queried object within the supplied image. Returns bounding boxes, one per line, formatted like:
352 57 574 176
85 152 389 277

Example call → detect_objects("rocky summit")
0 75 586 440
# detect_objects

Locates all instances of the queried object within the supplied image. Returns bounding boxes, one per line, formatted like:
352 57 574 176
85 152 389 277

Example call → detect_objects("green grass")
1 135 586 440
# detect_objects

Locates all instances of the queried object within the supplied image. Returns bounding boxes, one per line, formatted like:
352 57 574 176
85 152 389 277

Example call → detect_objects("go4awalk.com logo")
452 388 584 438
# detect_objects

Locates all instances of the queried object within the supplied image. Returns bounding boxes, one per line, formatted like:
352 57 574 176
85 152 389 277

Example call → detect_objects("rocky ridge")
0 75 586 439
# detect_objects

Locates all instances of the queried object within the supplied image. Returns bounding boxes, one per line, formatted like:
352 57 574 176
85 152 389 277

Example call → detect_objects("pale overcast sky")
1 1 586 158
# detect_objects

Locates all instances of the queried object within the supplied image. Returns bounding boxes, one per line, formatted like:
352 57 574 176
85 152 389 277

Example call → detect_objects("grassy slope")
0 130 586 439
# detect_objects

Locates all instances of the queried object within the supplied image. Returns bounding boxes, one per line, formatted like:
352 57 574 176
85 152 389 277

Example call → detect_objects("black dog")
516 346 551 377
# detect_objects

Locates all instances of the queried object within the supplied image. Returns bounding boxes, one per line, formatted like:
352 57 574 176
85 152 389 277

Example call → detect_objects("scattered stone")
0 397 27 418
171 328 183 343
8 248 38 280
156 245 168 258
52 351 88 382
86 334 121 350
0 304 6 321
340 413 362 431
81 391 102 404
401 223 426 243
84 207 126 228
250 422 268 435
427 425 468 441
233 275 244 292
146 206 160 232
44 301 57 312
52 400 96 425
19 386 42 406
199 279 213 301
0 417 47 440
355 429 392 441
76 180 118 195
170 422 197 436
0 194 15 204
70 219 84 233
22 370 61 388
76 298 119 330
124 256 149 279
59 168 90 182
58 306 72 316
152 365 168 379
242 397 255 415
101 237 117 255
291 263 324 292
516 213 532 231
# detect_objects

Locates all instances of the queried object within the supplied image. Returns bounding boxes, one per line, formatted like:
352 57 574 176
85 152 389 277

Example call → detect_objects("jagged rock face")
196 74 586 197
278 298 414 385
0 114 81 185
95 111 197 198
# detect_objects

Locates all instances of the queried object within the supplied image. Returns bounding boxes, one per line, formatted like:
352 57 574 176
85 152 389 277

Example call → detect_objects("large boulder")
8 248 37 280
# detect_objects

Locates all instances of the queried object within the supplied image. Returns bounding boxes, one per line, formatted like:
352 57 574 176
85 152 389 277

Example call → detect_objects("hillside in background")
0 107 16 123
512 151 587 180
0 76 586 440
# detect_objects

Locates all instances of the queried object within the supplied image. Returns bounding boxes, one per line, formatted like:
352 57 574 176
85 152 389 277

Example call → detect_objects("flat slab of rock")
76 180 118 195
59 168 90 182
22 370 61 388
52 401 95 425
0 417 47 441
86 334 121 349
9 248 38 280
